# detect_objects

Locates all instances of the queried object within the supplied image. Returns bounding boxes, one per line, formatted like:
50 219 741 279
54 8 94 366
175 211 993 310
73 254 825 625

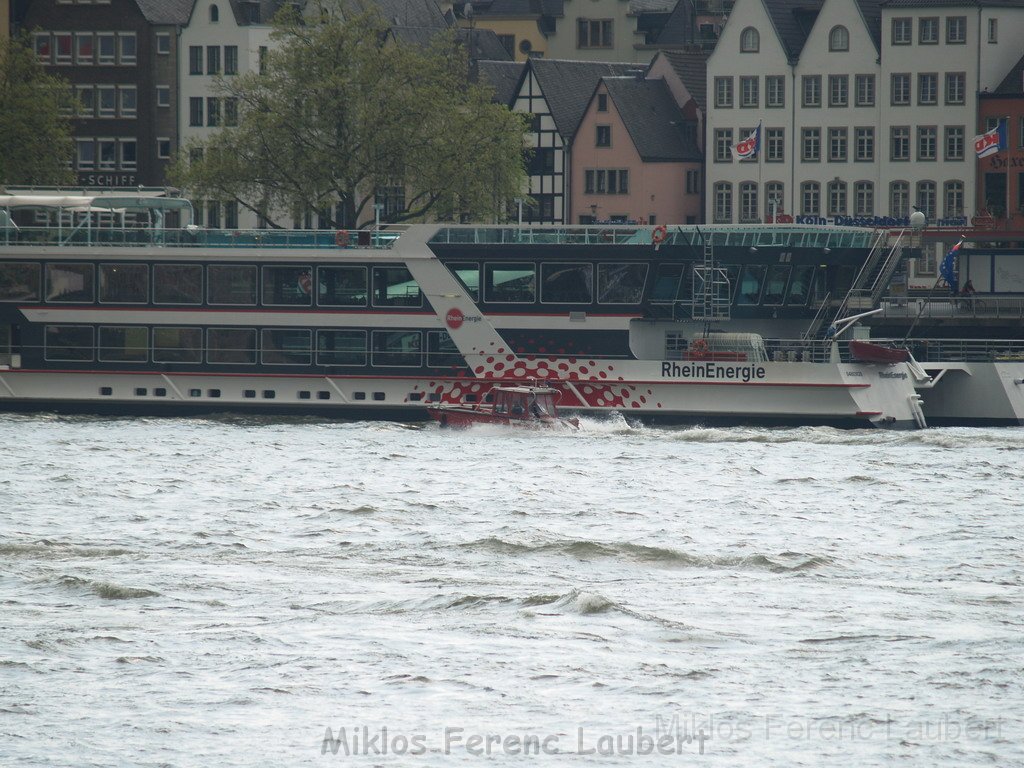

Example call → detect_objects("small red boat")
849 340 911 364
428 385 579 429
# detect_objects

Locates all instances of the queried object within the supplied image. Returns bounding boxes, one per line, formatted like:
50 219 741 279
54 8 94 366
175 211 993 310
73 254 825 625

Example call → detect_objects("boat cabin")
492 386 559 419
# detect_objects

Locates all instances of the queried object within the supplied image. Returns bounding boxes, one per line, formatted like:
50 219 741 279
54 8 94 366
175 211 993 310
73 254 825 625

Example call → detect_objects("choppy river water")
1 414 1022 766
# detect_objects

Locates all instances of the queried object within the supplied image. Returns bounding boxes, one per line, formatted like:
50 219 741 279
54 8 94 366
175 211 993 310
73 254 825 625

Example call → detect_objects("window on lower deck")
316 330 366 366
153 327 202 363
426 331 463 368
371 330 421 367
207 328 257 364
98 326 148 362
261 328 311 365
45 325 94 361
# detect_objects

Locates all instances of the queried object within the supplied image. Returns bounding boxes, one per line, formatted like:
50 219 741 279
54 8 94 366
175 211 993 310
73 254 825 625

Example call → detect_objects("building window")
206 201 221 229
828 127 848 162
802 75 821 107
892 17 911 45
207 46 220 75
855 74 874 107
189 46 202 75
891 126 910 161
714 129 733 162
157 138 171 159
988 18 997 43
829 25 849 51
918 73 937 105
189 97 203 127
801 182 820 215
919 17 938 44
890 181 909 217
596 125 610 147
224 46 238 75
685 169 701 194
75 33 93 65
586 169 629 194
76 85 95 117
577 19 612 48
801 128 820 162
766 127 784 162
120 139 137 170
259 46 268 74
54 33 72 65
98 86 116 118
740 27 759 52
855 127 874 161
917 181 936 219
944 181 964 217
713 182 732 223
829 75 848 107
764 181 783 219
76 139 95 170
946 16 966 43
98 139 116 170
766 75 784 108
891 74 910 106
740 76 758 107
34 33 51 64
224 97 238 127
210 3 219 22
224 201 238 229
714 76 733 108
739 182 758 222
207 97 220 127
854 181 873 216
119 33 136 64
827 180 847 216
119 86 137 118
918 126 937 160
934 126 966 167
97 33 115 65
945 72 965 105
156 32 170 55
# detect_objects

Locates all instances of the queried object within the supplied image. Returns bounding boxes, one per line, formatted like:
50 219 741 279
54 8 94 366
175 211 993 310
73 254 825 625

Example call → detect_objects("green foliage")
0 34 75 186
170 5 528 227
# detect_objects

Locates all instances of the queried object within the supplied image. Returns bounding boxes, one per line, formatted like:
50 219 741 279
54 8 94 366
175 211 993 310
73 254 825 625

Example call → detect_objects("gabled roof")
459 0 564 18
995 51 1024 94
629 0 678 13
344 0 448 28
853 0 884 51
882 0 1024 7
763 0 824 61
602 77 701 162
525 59 638 140
136 0 193 24
654 49 708 110
656 0 698 46
478 60 527 105
461 27 514 60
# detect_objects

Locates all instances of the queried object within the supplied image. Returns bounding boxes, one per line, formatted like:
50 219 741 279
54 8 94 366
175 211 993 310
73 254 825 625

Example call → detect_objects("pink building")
573 76 702 225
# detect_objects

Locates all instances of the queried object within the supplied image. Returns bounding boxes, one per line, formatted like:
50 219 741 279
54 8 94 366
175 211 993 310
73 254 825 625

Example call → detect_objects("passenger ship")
0 190 996 429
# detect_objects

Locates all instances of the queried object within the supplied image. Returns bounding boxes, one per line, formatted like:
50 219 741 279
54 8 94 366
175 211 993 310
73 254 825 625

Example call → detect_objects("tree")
0 34 75 186
170 5 528 228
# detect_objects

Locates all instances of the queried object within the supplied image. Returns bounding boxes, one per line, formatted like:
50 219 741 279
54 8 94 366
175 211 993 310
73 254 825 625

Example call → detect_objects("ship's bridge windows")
541 263 593 304
485 263 536 303
737 265 766 305
263 265 313 306
786 266 816 305
316 329 367 366
447 262 479 301
427 330 463 368
371 330 422 367
0 263 41 302
207 328 257 364
208 265 257 305
154 264 203 305
650 263 688 303
46 263 94 303
44 325 93 361
372 266 422 308
762 265 791 305
99 263 148 304
317 266 367 306
153 327 203 363
598 263 648 304
261 328 311 365
98 326 148 362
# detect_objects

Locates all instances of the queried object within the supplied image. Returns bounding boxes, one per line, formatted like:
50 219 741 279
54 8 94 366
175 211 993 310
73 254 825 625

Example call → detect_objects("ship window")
46 263 94 303
373 392 385 401
154 388 167 397
153 327 202 363
426 331 463 368
650 263 686 302
262 265 313 306
0 263 41 302
737 265 766 305
243 389 256 398
208 265 257 305
261 328 311 365
762 265 791 305
464 393 478 403
207 328 256 364
317 391 330 400
317 266 367 306
447 262 480 301
100 387 113 396
541 263 593 304
598 263 648 304
427 392 441 402
99 263 148 303
316 330 366 366
262 390 276 399
485 263 536 303
189 388 202 397
786 266 815 305
371 330 421 367
298 390 311 399
353 391 366 400
98 326 148 362
208 389 221 398
372 266 422 307
44 325 93 361
408 392 422 401
153 264 202 304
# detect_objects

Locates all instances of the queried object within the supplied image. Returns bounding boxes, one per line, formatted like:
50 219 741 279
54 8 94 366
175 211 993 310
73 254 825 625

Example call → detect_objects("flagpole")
758 120 763 222
1004 117 1011 228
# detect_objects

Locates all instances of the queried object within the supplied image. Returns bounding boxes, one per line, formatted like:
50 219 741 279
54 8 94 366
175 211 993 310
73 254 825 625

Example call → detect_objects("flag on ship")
974 121 1007 159
732 122 761 161
940 238 963 295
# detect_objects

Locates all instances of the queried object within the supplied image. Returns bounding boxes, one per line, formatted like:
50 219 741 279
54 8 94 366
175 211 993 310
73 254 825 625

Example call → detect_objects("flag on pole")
732 122 761 161
974 121 1007 159
940 238 963 295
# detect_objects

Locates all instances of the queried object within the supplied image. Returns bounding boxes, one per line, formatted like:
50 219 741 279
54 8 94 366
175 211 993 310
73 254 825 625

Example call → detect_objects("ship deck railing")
868 338 1024 363
0 226 399 249
877 295 1024 320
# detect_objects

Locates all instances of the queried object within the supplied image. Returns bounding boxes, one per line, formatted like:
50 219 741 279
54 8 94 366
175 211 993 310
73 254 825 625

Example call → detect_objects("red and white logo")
446 308 464 329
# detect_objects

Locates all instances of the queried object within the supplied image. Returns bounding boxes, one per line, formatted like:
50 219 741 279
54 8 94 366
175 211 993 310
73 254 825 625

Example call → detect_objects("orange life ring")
335 230 350 247
652 224 668 245
690 338 709 359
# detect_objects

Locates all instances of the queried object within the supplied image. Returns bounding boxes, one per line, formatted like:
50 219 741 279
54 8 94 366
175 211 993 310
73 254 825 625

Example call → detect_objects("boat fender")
335 230 350 247
651 224 668 245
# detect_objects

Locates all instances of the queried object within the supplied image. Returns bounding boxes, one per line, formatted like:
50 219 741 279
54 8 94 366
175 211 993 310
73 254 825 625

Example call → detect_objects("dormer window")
210 4 219 22
829 25 849 51
740 27 759 52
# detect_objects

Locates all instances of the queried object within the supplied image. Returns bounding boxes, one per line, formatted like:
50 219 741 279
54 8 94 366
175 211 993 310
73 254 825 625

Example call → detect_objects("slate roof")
882 0 1024 7
655 49 708 110
629 0 678 13
136 0 193 24
763 0 824 61
478 60 526 104
853 0 884 51
460 0 564 17
995 51 1024 94
344 0 448 28
461 27 514 60
655 0 697 45
602 77 701 161
527 59 638 140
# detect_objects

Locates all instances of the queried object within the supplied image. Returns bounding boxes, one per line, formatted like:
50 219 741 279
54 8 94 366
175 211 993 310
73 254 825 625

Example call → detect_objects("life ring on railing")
651 224 668 245
690 338 709 359
335 230 350 247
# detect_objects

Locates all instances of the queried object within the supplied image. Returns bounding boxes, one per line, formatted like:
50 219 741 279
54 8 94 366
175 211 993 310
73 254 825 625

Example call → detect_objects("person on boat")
961 279 976 296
